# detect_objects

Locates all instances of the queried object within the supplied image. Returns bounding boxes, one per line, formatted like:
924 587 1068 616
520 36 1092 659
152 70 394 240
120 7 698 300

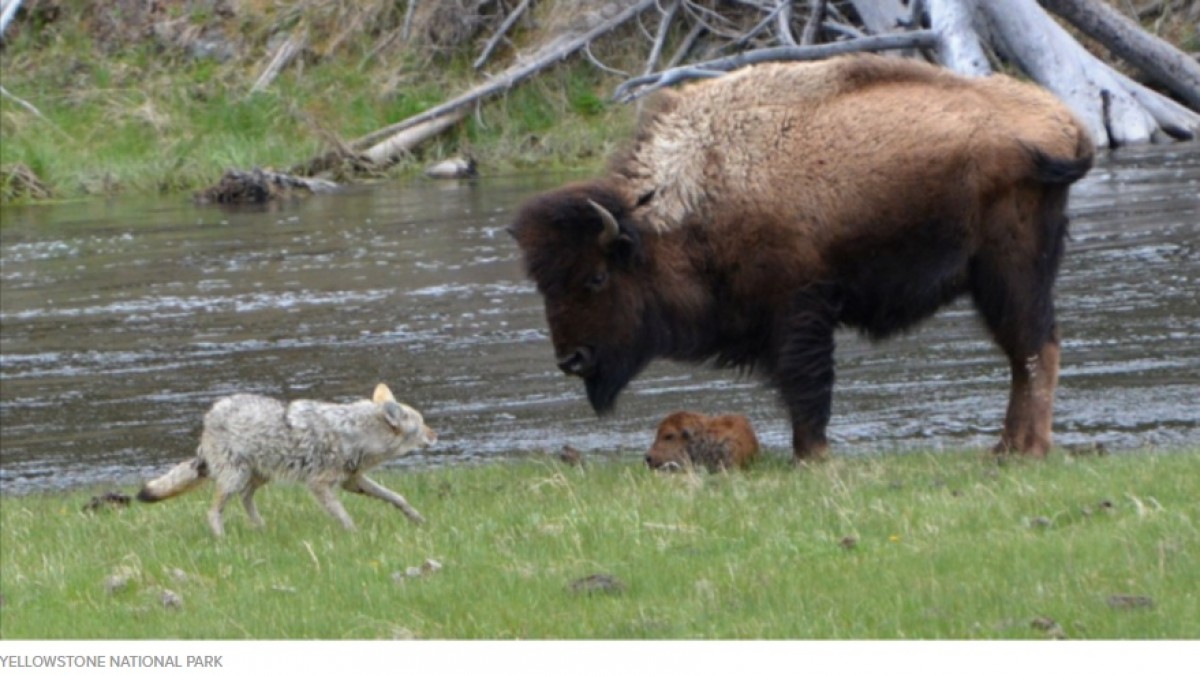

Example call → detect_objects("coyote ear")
380 400 413 431
373 383 396 404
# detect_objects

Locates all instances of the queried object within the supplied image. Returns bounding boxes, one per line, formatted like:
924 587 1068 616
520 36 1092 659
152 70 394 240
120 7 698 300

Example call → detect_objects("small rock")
82 492 132 512
395 558 444 582
557 445 584 466
568 574 625 596
1106 594 1154 610
424 156 477 179
839 536 858 550
160 590 183 610
104 574 132 595
168 568 189 584
1030 616 1066 638
1030 516 1053 529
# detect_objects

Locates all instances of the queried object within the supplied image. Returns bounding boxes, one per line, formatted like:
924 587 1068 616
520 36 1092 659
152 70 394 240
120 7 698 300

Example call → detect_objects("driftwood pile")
319 0 1199 187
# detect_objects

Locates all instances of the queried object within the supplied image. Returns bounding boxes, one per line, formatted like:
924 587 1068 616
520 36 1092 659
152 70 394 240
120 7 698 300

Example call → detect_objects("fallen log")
195 168 339 205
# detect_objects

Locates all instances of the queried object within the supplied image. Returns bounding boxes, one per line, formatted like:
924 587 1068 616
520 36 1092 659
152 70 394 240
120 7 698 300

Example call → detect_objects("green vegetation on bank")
0 3 635 203
2 450 1197 639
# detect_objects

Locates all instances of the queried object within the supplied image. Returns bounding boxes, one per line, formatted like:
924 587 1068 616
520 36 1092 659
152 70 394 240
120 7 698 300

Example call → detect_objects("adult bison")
509 54 1094 461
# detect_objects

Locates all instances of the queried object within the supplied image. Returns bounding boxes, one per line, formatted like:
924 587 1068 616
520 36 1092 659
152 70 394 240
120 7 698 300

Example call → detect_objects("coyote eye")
662 433 675 441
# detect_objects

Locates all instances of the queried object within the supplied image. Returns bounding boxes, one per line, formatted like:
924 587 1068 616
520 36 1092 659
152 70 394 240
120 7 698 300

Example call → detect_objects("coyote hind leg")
240 475 268 529
308 480 356 531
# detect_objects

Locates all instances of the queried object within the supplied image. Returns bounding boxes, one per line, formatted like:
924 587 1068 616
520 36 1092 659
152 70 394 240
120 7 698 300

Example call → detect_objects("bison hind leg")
971 186 1071 457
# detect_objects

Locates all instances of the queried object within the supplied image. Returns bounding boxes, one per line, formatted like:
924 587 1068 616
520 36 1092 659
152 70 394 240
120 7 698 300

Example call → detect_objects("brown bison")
646 411 760 472
509 54 1094 461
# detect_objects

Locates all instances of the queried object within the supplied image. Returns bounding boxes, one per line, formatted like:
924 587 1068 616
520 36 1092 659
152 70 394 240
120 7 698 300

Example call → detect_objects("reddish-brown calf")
646 411 759 472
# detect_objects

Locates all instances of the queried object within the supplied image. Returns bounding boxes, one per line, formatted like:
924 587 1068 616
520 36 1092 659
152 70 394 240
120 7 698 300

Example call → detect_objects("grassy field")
1 449 1196 639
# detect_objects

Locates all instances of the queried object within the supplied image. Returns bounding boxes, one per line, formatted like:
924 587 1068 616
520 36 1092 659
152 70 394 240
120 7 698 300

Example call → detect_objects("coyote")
137 384 436 536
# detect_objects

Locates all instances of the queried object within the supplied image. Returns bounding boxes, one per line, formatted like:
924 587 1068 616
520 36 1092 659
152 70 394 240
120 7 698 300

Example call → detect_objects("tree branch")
473 0 534 70
614 30 940 102
643 0 680 76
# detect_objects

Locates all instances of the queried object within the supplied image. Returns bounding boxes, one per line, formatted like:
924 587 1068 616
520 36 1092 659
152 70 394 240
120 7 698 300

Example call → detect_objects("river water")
1 144 1197 493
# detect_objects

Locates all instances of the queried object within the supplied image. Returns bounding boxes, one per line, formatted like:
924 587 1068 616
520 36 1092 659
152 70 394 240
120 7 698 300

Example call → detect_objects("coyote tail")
136 458 209 503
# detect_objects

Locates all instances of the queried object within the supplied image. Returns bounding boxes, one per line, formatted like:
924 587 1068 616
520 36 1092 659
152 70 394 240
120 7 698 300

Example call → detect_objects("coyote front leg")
344 475 425 524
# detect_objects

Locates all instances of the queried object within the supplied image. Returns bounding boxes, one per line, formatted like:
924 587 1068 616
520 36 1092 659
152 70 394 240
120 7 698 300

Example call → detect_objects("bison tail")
1027 130 1095 185
136 458 209 503
1031 150 1094 185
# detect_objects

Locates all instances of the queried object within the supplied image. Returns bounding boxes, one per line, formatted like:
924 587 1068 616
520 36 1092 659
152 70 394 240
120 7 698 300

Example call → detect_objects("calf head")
645 411 709 471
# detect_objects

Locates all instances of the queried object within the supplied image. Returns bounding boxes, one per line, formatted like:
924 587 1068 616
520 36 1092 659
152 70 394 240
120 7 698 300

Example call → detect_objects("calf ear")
373 383 396 404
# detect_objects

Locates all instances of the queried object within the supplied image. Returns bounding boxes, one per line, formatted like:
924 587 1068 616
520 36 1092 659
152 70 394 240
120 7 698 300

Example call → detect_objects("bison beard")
509 55 1094 461
583 350 650 414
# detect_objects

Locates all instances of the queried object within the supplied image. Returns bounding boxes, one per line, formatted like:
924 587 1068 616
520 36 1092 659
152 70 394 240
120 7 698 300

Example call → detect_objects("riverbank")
1 450 1197 639
2 1 1196 204
0 1 639 203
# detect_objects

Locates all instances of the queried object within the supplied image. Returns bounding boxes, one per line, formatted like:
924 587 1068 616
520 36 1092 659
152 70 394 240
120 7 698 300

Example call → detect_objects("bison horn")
587 199 620 248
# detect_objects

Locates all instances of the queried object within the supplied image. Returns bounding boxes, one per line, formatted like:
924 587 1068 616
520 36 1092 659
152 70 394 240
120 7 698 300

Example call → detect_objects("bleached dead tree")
613 0 1200 147
846 0 1200 146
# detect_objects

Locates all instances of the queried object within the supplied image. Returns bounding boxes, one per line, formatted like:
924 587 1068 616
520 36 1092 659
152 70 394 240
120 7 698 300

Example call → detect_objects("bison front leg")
774 300 838 462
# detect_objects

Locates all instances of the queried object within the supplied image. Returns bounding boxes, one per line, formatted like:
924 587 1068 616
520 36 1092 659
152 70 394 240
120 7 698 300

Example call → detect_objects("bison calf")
646 411 759 473
510 54 1094 461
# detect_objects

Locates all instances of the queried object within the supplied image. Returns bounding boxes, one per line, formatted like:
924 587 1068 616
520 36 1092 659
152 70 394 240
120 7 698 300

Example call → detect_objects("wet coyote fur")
137 384 436 536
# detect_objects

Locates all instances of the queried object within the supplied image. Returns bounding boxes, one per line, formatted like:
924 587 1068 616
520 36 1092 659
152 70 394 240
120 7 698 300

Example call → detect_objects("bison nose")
557 346 595 377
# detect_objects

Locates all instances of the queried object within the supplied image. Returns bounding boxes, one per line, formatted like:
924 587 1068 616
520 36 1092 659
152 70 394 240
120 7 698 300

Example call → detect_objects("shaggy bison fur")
509 54 1094 461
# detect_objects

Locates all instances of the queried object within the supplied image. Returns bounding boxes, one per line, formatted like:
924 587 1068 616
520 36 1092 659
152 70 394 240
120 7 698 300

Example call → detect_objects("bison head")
509 183 663 413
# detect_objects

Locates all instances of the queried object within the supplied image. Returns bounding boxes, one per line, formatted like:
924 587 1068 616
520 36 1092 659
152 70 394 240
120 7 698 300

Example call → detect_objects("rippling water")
1 144 1197 493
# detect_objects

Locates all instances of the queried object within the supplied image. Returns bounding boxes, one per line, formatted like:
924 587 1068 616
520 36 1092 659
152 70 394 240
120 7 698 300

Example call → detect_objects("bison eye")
584 269 609 291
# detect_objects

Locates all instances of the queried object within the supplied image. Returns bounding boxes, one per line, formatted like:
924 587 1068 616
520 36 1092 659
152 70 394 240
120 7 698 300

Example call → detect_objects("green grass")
2 450 1197 639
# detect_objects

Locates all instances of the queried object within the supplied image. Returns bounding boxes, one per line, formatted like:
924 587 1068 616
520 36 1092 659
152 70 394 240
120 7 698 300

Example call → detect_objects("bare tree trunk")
1042 0 1200 110
360 110 468 166
250 34 306 94
0 0 23 37
846 0 908 35
927 0 1199 146
928 0 990 76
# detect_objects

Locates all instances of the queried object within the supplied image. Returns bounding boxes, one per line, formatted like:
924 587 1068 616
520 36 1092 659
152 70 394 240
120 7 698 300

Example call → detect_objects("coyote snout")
138 383 435 537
